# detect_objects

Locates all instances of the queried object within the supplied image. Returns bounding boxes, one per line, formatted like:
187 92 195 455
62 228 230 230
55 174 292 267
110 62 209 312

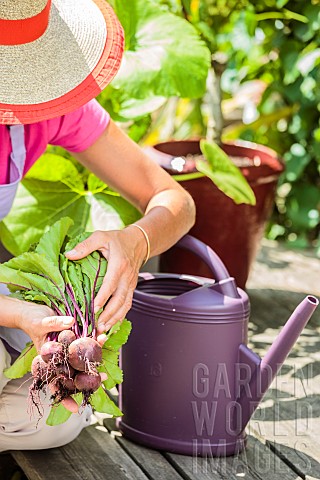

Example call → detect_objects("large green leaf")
106 0 210 118
0 264 33 291
0 155 140 255
26 153 84 190
198 140 256 205
46 404 72 426
100 359 123 390
36 217 73 269
98 86 166 121
90 386 123 417
5 252 64 289
0 178 88 256
103 319 132 352
4 344 37 379
99 320 132 389
0 264 59 298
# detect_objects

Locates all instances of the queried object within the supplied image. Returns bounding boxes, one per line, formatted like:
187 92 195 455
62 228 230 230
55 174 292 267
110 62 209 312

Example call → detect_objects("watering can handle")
175 235 240 298
176 235 230 282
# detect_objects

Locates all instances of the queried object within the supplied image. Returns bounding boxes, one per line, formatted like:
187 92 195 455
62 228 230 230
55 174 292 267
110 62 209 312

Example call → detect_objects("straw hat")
0 0 124 125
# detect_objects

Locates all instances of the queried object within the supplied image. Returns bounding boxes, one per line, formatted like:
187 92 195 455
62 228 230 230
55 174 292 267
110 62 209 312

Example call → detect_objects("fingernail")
98 323 110 333
62 317 73 326
65 249 77 256
97 334 107 346
94 304 101 314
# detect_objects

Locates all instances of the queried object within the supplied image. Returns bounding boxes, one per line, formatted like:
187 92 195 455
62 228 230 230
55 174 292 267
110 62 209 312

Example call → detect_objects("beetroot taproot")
74 372 101 393
68 337 102 371
40 341 64 364
58 330 76 346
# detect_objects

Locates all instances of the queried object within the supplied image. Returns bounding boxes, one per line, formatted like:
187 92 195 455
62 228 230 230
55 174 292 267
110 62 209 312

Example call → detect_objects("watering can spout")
238 295 319 432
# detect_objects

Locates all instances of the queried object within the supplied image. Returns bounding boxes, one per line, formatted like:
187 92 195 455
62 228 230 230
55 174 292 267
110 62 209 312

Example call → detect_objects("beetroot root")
68 337 102 371
74 371 101 393
58 330 76 346
31 355 48 378
40 341 64 364
54 363 75 378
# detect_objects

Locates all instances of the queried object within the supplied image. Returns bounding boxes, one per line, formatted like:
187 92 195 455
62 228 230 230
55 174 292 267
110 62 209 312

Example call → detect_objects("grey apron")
0 125 31 351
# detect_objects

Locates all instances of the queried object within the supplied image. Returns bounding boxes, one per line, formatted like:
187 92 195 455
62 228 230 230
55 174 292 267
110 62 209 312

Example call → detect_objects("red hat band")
0 0 52 46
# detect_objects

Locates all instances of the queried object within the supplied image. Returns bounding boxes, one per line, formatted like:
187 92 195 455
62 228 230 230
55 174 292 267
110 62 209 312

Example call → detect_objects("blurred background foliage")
105 0 320 252
7 0 318 255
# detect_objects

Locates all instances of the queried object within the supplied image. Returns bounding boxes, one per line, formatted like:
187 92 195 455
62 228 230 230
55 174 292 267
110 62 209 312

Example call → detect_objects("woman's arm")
74 119 195 253
67 119 196 332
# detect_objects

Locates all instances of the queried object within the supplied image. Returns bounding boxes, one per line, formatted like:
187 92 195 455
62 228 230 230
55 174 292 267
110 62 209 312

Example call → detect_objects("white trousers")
0 340 91 452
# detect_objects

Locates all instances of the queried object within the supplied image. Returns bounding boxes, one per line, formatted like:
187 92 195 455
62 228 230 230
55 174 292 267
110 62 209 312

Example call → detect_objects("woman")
0 0 195 450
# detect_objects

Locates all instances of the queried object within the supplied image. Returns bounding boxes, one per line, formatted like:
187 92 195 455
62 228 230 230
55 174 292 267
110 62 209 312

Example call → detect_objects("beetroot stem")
38 273 73 317
65 284 86 325
91 255 102 339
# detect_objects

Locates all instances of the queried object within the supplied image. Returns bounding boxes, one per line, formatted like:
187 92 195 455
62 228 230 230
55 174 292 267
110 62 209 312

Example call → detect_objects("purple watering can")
118 235 318 456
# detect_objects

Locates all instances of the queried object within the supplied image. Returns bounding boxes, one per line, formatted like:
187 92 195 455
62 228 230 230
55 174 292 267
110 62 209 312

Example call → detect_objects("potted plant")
146 139 283 288
141 1 285 287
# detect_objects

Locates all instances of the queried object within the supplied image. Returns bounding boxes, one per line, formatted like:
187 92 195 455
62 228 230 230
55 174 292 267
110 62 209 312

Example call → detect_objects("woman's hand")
65 226 147 334
14 301 74 353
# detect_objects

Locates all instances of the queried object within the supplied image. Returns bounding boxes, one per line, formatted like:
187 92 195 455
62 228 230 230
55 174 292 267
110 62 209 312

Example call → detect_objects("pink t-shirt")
0 99 110 184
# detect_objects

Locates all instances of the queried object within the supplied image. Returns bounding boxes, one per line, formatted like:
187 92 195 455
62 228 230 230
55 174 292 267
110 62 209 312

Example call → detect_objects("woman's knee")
0 375 91 451
0 407 91 452
30 407 92 450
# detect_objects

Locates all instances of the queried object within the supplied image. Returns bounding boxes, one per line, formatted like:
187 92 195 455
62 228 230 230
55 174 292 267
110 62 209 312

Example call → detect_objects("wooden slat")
85 423 150 480
249 392 320 480
104 418 185 480
164 435 300 480
13 448 79 480
0 453 25 480
246 264 320 480
104 419 299 480
12 425 149 480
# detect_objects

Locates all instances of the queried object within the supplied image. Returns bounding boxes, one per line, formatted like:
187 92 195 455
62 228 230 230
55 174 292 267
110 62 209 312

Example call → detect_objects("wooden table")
2 240 320 480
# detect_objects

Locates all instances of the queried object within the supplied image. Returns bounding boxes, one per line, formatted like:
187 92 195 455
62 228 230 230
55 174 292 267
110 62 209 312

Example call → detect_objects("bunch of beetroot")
31 332 103 411
0 218 131 423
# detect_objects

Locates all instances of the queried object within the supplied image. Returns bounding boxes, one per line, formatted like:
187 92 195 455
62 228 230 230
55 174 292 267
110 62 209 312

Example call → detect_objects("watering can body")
118 236 318 456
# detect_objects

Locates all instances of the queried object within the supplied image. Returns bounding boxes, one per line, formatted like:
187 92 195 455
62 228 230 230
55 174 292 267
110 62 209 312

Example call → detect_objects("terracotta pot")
145 140 284 288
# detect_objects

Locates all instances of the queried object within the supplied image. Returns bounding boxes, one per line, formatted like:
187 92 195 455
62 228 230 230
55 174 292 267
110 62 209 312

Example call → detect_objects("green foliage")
101 0 211 120
99 319 132 390
46 404 72 426
198 140 256 205
90 386 123 417
160 0 320 247
215 0 320 246
4 343 37 379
